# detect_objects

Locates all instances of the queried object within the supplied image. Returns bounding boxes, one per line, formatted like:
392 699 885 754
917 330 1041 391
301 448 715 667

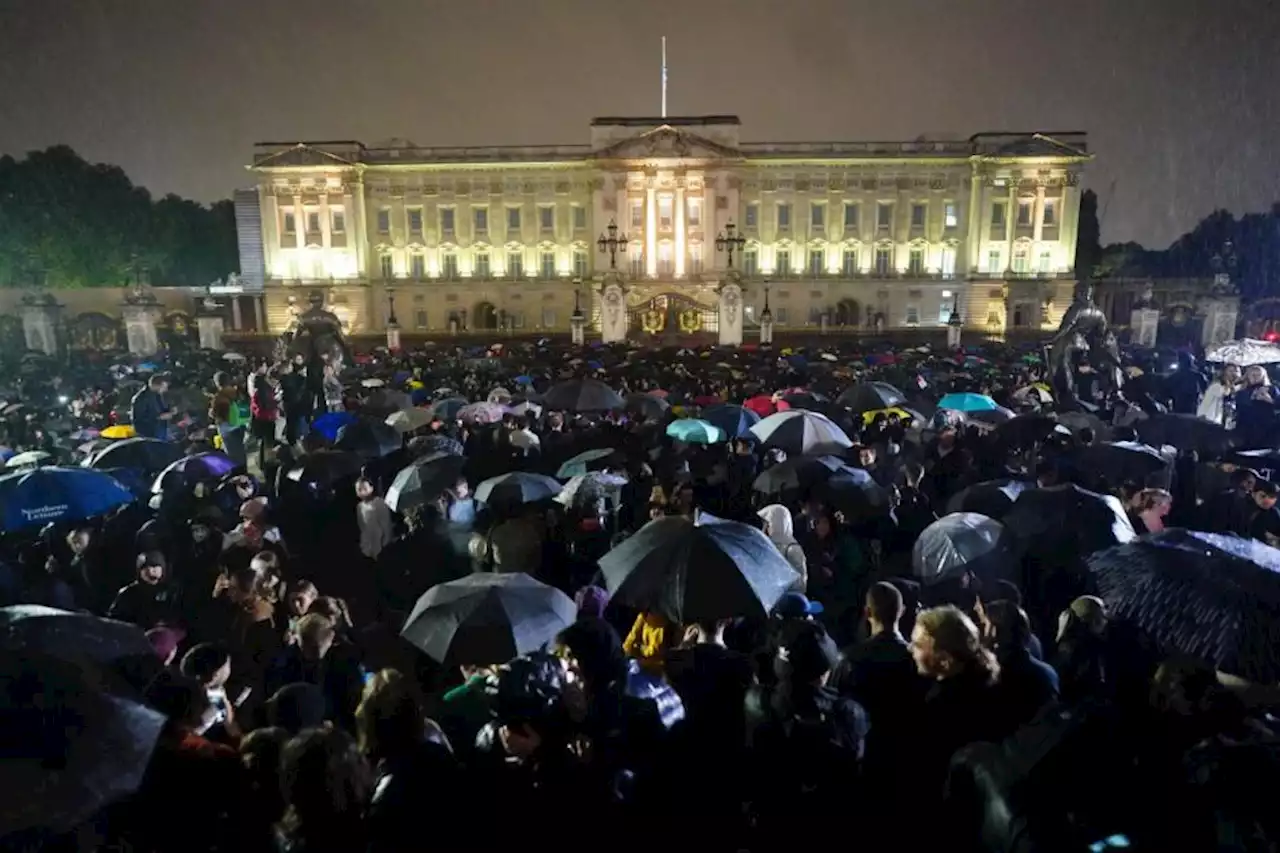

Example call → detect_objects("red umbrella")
647 389 669 399
743 395 775 417
693 395 722 406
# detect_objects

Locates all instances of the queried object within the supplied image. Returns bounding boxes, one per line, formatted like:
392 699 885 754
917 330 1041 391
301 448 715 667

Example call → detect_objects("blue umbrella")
937 392 998 413
0 467 134 531
514 375 534 386
666 419 726 445
701 403 761 439
311 411 358 442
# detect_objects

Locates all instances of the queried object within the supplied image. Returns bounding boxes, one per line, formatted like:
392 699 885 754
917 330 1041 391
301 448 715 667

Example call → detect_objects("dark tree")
1075 188 1102 280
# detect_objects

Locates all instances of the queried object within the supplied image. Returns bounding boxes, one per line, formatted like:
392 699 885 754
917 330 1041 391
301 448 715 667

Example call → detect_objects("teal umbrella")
666 418 726 445
937 392 998 413
556 448 616 479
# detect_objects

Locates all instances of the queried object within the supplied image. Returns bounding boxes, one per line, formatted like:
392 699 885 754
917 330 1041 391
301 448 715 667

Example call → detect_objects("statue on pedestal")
1046 283 1123 410
284 290 350 409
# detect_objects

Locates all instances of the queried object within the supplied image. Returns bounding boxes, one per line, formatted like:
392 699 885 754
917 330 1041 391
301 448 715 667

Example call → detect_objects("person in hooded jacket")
757 503 807 592
108 550 180 629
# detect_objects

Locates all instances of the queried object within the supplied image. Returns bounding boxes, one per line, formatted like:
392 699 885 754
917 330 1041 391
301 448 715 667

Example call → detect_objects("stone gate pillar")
717 276 744 347
20 292 63 356
597 273 628 344
121 286 163 357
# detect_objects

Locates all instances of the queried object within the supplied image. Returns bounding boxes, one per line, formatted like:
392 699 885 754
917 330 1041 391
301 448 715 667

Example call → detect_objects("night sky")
1 0 1277 247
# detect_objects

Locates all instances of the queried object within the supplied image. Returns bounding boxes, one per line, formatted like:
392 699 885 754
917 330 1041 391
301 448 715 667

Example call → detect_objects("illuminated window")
507 251 524 278
306 211 321 234
687 198 702 227
542 308 557 328
407 208 423 235
540 251 556 279
743 248 759 276
908 247 925 275
776 249 791 275
657 242 674 275
440 208 455 236
990 203 1005 228
572 206 587 231
810 204 825 232
808 249 824 276
988 248 1003 272
744 203 758 228
842 248 858 276
282 210 296 233
1039 250 1053 272
573 249 588 278
658 196 673 230
1042 200 1057 226
507 207 522 231
941 247 957 278
777 203 791 230
944 202 958 228
1013 248 1029 273
910 203 926 229
628 248 645 278
442 252 459 280
630 199 644 229
539 206 555 231
877 203 893 229
331 209 345 233
475 251 491 279
843 203 859 230
939 299 952 325
474 207 488 235
380 254 394 279
1017 201 1033 227
409 254 425 279
874 247 891 275
905 305 920 326
688 243 703 275
775 307 789 325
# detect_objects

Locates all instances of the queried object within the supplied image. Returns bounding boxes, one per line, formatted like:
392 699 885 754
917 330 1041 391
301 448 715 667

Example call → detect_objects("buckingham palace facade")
236 115 1090 340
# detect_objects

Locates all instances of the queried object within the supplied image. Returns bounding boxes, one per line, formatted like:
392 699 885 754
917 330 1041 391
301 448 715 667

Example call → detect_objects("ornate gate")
626 292 718 335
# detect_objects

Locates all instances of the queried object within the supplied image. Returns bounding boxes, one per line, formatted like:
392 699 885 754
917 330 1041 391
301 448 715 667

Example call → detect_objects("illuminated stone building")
238 116 1091 340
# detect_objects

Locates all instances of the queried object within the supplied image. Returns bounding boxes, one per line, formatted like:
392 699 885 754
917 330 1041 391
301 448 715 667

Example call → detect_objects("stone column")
196 298 226 351
1201 295 1240 347
570 286 586 346
717 278 743 346
597 272 628 343
20 294 62 356
121 294 163 357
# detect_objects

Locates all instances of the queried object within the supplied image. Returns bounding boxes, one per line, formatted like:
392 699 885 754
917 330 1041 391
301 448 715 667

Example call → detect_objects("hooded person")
757 504 807 592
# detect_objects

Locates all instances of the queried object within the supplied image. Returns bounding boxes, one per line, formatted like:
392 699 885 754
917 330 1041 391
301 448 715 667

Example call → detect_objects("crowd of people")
3 334 1280 853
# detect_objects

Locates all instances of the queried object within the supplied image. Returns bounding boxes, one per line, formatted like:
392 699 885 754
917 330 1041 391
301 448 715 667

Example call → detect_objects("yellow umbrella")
101 425 136 439
860 406 916 426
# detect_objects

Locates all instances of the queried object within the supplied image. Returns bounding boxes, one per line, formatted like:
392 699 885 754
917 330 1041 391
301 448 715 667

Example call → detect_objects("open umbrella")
458 401 508 425
556 472 629 511
85 437 184 472
701 403 760 439
0 649 167 836
150 452 238 493
5 451 51 468
938 392 999 413
1003 485 1136 569
542 378 624 412
475 472 562 507
429 397 468 422
400 573 577 666
624 393 669 421
335 420 403 459
0 606 154 667
409 434 464 458
752 455 851 495
310 411 358 442
285 450 363 485
0 468 135 532
913 512 1014 585
749 410 852 457
666 419 726 444
946 479 1032 519
1204 339 1280 366
556 448 616 479
599 516 799 623
1135 414 1234 458
1088 530 1280 683
1070 441 1172 490
385 407 433 434
99 426 136 440
837 381 906 412
817 467 891 518
385 453 468 514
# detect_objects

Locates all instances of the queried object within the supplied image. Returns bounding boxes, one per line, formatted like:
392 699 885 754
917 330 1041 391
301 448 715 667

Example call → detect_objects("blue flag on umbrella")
0 467 135 532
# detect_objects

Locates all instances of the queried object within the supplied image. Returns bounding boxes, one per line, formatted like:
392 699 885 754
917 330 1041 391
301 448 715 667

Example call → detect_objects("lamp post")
758 280 774 346
946 291 963 349
597 219 628 270
570 279 586 346
385 289 401 351
715 221 746 269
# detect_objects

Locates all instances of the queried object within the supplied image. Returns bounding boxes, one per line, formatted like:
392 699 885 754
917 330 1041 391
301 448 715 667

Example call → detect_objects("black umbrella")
599 516 799 623
1088 530 1280 683
0 649 166 836
149 452 239 493
286 450 364 485
836 381 906 413
946 479 1033 519
542 378 624 412
749 410 852 457
624 393 670 421
400 572 577 666
408 434 464 458
817 467 891 517
752 455 850 495
475 472 563 508
85 437 185 473
1070 441 1172 490
1003 485 1137 566
385 453 468 514
0 606 153 666
335 419 403 459
996 415 1072 449
913 512 1014 585
1136 413 1235 459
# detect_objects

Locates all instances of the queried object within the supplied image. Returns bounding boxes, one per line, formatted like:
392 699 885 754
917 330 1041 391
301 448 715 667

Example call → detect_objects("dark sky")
1 0 1277 247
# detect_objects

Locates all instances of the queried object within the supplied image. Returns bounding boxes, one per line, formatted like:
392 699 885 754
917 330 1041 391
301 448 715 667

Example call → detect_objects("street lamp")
597 220 629 270
715 221 746 269
570 280 586 346
758 280 774 346
385 289 401 351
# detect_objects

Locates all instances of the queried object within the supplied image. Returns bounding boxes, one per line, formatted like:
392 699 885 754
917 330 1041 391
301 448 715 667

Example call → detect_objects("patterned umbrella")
912 512 1014 584
1088 530 1280 683
458 402 508 425
1204 339 1280 366
475 472 563 507
749 410 853 457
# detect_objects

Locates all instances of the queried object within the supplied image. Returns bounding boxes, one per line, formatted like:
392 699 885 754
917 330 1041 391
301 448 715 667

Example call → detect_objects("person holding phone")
180 642 250 743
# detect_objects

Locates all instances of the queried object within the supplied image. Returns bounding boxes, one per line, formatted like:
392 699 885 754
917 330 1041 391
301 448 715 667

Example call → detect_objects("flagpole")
661 36 667 118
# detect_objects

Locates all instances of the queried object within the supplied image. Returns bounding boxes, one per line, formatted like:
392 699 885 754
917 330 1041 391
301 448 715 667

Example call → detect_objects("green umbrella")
665 418 726 445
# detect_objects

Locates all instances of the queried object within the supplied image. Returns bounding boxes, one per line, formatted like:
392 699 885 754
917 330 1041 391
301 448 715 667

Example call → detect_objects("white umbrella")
508 400 543 417
1205 339 1280 366
221 352 247 362
6 450 51 468
361 378 386 388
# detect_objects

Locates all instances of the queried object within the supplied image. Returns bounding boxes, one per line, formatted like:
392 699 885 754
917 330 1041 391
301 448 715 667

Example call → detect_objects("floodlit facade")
240 116 1090 338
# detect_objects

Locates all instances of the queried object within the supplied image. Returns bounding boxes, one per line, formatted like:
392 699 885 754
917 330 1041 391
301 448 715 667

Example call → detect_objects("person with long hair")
275 727 372 853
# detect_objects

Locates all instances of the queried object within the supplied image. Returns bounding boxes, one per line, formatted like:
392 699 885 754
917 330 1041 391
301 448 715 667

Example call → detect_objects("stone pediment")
253 144 359 169
986 133 1088 158
593 126 741 161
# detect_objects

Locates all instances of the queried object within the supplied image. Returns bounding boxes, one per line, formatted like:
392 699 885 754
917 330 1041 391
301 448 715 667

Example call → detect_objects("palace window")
573 249 588 278
687 197 702 228
474 207 488 236
688 243 704 275
657 242 674 276
409 254 425 279
306 210 321 234
1042 200 1057 226
774 308 789 325
658 196 673 230
573 205 587 231
910 203 926 229
1012 248 1029 273
539 206 555 232
282 210 296 236
475 251 491 279
1017 200 1033 227
407 208 424 235
905 305 920 326
941 247 957 278
331 209 345 233
842 248 859 277
628 249 645 278
939 292 954 325
990 203 1006 228
877 203 894 230
630 199 644 229
507 207 522 232
542 308 557 328
507 251 524 278
944 202 958 228
1039 250 1053 272
415 310 428 330
743 248 759 276
988 248 1003 273
810 204 825 232
744 203 758 228
376 208 391 233
843 203 859 231
380 254 394 279
442 252 459 280
908 248 925 275
440 208 455 236
874 247 891 275
540 251 556 279
808 248 825 276
777 203 792 230
776 249 791 276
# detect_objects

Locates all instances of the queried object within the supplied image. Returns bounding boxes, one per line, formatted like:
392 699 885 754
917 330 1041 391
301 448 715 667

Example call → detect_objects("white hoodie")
757 504 807 592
